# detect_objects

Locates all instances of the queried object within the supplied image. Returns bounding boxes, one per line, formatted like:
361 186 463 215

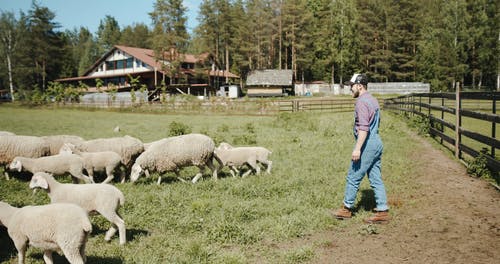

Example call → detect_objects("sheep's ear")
29 174 48 189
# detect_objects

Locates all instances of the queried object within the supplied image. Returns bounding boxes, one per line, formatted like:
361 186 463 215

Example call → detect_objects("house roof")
246 70 293 86
82 45 238 78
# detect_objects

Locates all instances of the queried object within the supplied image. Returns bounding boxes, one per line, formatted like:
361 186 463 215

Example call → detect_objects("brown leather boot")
332 206 352 219
364 210 390 224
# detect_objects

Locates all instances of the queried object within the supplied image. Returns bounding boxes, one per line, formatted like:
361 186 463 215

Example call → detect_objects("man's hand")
352 130 368 162
352 149 361 161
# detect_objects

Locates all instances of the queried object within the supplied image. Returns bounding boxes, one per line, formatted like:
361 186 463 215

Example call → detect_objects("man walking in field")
333 73 390 223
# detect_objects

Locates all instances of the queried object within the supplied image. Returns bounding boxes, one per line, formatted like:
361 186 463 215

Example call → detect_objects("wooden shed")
245 70 294 97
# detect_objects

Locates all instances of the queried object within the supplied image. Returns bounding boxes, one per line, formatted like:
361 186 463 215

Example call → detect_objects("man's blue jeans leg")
343 141 388 211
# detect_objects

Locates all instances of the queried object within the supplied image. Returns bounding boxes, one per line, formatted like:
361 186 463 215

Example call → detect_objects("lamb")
0 201 92 264
29 172 127 245
0 135 50 180
41 135 85 156
73 135 144 174
59 143 124 184
215 142 272 177
130 133 218 184
9 154 93 183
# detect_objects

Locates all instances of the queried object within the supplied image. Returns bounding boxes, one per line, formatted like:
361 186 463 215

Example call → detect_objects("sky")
0 0 200 34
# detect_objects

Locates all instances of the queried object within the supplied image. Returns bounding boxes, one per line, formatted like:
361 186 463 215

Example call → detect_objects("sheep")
130 133 218 184
0 135 50 180
41 135 85 156
29 172 127 245
215 142 272 177
0 131 15 136
9 154 93 183
73 135 144 175
0 201 92 264
59 143 124 184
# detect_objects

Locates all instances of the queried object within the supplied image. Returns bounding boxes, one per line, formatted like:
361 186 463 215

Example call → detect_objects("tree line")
0 0 498 101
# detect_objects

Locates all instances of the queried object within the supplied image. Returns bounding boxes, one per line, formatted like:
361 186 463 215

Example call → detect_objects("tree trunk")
6 52 14 101
225 44 229 83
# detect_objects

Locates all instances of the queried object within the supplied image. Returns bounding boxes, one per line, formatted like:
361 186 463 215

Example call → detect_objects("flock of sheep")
0 131 272 264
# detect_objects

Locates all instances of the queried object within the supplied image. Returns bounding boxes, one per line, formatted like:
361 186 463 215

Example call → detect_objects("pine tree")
96 15 121 55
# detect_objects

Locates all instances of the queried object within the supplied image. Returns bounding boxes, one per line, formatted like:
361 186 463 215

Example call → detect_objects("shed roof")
246 70 293 86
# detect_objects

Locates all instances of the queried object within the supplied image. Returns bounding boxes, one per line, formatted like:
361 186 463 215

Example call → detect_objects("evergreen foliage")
0 0 498 99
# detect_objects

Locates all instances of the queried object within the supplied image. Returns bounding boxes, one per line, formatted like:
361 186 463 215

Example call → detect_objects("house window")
106 61 115 70
116 60 124 69
126 58 133 69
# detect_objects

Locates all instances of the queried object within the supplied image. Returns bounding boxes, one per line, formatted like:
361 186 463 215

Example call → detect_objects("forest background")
0 0 498 101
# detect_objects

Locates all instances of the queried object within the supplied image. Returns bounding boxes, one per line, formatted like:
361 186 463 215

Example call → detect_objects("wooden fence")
277 98 354 113
62 98 356 115
384 91 500 173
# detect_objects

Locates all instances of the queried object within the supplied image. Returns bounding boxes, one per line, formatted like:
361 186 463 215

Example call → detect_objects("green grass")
0 105 421 263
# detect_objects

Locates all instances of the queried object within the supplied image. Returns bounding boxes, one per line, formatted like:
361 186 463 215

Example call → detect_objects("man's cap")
345 73 368 86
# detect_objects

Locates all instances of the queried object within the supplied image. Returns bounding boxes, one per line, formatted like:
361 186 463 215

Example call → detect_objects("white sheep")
9 154 93 183
74 135 144 175
41 135 85 156
29 172 127 245
59 143 124 184
0 201 92 264
0 131 15 136
0 135 51 180
130 133 217 184
215 142 272 177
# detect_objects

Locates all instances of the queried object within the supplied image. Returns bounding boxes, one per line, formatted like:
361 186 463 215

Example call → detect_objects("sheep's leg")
43 250 54 264
265 160 272 174
247 159 260 175
156 176 162 185
87 169 95 184
230 166 240 177
241 169 253 178
4 169 9 180
206 158 217 180
102 211 127 245
192 166 205 183
119 166 126 183
229 168 237 178
229 166 240 177
72 171 94 184
61 247 85 264
80 240 87 263
175 170 188 183
102 167 114 184
13 238 27 264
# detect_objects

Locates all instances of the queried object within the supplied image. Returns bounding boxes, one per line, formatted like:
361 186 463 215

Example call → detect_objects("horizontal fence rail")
47 98 355 115
277 98 355 113
384 91 500 174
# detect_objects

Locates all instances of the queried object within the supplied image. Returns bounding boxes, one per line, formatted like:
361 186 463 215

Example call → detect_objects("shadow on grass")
91 226 149 243
0 226 16 263
357 189 376 211
29 252 123 264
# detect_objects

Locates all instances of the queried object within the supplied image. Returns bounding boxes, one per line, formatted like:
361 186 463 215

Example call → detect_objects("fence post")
492 97 496 157
428 95 432 136
441 96 445 144
455 83 461 159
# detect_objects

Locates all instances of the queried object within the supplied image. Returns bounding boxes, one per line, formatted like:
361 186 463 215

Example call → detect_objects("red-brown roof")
60 45 239 81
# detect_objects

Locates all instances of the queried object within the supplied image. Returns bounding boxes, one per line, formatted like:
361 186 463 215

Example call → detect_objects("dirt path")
306 134 499 263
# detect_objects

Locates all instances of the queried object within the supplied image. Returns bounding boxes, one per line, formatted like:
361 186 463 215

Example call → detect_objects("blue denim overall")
343 96 389 211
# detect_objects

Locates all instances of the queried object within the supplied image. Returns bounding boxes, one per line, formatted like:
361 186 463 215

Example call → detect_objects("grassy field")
0 105 420 263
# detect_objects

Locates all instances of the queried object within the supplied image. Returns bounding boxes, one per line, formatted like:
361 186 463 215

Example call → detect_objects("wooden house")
56 45 239 99
245 70 294 97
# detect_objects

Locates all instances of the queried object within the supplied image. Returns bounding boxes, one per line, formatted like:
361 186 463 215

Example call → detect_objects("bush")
168 121 192 136
467 148 492 178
